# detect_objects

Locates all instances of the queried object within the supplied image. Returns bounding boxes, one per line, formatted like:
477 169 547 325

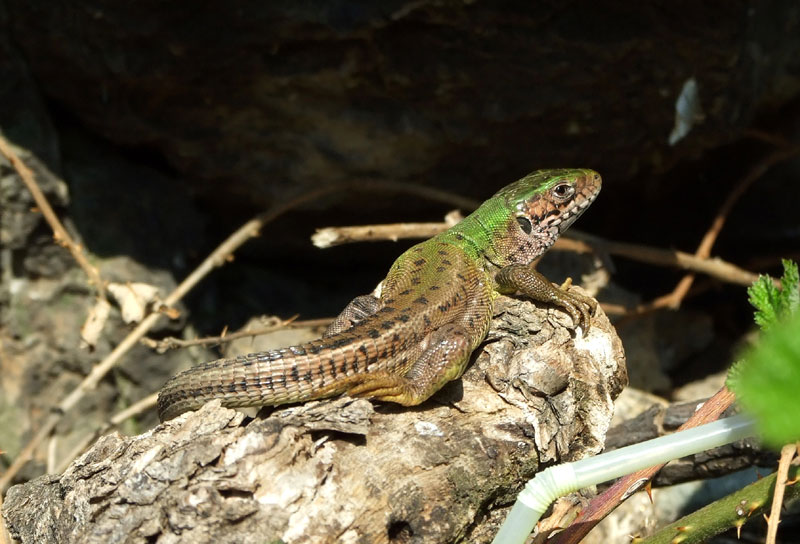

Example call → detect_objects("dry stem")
0 133 107 301
140 316 333 352
765 443 798 544
0 179 476 492
640 144 800 312
552 386 737 544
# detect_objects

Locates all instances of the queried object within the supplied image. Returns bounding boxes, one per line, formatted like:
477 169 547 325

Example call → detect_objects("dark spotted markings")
156 169 601 421
330 337 353 348
329 358 337 378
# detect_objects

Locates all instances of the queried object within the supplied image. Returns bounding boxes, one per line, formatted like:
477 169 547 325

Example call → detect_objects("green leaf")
782 258 800 313
729 260 800 447
747 260 799 330
728 309 800 447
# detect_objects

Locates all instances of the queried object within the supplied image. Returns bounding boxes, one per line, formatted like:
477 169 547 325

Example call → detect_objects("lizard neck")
434 197 502 262
436 196 555 270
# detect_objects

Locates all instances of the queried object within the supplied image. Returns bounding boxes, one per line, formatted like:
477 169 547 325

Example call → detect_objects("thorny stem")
551 387 738 544
641 465 800 544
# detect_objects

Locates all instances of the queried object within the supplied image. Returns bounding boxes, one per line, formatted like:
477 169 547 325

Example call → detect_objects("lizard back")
157 168 601 420
157 239 493 420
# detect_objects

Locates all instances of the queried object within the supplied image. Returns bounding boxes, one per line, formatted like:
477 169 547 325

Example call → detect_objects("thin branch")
742 129 793 148
313 221 454 248
308 215 765 291
0 133 107 301
697 144 800 259
552 386 738 544
312 210 464 248
0 178 476 492
54 393 162 475
142 316 294 351
140 316 334 352
570 233 765 287
648 144 800 310
641 465 800 544
56 316 337 470
308 211 767 290
765 443 797 544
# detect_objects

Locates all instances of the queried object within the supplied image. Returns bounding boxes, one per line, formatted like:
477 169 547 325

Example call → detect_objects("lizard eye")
552 183 575 200
516 215 532 234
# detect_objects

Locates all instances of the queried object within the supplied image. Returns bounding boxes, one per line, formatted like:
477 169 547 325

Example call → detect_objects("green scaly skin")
157 169 602 421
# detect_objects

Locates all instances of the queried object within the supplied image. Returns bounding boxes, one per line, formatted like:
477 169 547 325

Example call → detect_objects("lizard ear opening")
516 215 533 234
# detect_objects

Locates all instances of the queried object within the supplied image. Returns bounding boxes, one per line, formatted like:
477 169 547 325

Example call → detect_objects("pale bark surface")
3 293 627 544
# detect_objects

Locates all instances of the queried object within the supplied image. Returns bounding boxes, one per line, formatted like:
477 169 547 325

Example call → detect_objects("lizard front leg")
495 263 596 330
345 322 473 405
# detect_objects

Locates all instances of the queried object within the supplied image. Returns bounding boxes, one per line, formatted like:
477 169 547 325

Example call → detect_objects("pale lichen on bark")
3 292 626 544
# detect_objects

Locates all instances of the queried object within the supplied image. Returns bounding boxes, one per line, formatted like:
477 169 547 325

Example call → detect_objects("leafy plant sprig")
728 259 800 447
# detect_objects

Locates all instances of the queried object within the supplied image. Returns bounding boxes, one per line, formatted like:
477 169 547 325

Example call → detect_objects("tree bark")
3 292 626 544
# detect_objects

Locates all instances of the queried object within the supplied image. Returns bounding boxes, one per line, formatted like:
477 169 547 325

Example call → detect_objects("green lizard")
158 169 601 421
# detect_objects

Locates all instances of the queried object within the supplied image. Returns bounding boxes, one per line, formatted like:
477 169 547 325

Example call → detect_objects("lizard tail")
157 348 344 421
157 317 417 421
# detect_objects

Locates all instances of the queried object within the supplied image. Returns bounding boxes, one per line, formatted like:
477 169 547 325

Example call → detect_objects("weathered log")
3 292 626 543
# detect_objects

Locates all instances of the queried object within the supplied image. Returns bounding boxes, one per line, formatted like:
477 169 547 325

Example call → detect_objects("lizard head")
492 168 601 264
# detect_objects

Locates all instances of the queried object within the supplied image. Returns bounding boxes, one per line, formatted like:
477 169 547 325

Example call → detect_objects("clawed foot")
346 372 418 405
496 264 597 331
554 277 597 330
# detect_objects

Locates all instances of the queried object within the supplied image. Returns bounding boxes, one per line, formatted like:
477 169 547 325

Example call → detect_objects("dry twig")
0 133 107 301
57 315 336 469
0 179 475 492
552 386 738 544
54 392 161 474
312 210 464 248
309 220 766 289
140 316 333 352
636 144 800 312
567 234 766 287
765 443 798 544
